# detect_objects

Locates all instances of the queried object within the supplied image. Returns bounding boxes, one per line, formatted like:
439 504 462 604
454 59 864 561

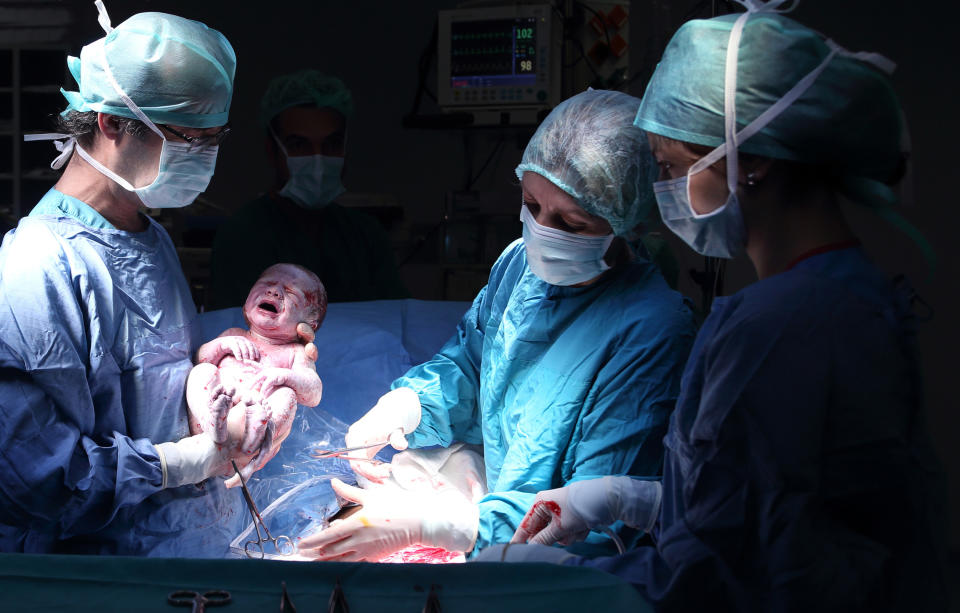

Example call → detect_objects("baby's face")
243 264 319 342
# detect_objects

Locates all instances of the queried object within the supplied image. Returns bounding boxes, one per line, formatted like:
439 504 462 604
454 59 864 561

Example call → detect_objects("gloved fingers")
528 518 567 546
296 322 315 345
348 456 392 484
306 547 356 562
511 500 558 544
387 428 409 451
297 518 357 551
330 478 368 505
557 529 590 546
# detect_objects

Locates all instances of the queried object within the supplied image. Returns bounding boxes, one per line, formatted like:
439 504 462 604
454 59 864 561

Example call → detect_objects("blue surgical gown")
569 247 947 612
393 239 696 554
0 189 245 556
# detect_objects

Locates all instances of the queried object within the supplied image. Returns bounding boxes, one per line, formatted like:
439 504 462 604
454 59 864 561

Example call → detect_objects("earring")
746 172 758 187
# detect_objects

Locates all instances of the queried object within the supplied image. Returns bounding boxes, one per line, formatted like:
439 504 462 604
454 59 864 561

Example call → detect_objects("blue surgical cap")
260 70 354 127
60 11 236 129
635 12 905 199
516 89 656 237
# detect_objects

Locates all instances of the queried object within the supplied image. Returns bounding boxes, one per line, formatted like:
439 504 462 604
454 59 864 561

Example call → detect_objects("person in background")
297 89 696 562
482 4 947 612
209 70 408 308
0 5 311 556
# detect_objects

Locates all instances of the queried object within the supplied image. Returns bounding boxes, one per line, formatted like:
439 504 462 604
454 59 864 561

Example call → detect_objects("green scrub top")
209 193 409 309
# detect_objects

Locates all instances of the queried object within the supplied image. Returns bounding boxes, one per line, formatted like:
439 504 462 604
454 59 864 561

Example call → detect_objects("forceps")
167 589 231 612
311 440 389 462
232 460 296 559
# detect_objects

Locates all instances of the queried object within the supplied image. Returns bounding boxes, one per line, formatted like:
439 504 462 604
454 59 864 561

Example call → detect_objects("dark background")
6 0 957 559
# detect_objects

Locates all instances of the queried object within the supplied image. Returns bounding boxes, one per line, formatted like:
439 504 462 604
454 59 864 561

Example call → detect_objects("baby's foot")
208 383 235 444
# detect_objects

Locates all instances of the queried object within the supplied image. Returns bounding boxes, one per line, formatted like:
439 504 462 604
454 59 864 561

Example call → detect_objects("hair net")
260 70 354 127
516 89 656 237
634 12 905 203
60 10 236 129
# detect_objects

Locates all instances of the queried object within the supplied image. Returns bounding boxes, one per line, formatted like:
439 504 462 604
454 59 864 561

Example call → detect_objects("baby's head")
243 263 328 342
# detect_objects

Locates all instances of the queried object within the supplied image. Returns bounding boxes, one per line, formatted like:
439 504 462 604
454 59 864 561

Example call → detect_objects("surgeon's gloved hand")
472 543 582 565
511 477 662 546
297 478 478 562
155 385 266 488
297 322 318 363
344 387 421 483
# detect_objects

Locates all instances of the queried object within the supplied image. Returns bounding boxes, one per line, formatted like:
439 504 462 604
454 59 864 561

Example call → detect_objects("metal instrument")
232 460 296 559
167 589 231 612
310 440 389 462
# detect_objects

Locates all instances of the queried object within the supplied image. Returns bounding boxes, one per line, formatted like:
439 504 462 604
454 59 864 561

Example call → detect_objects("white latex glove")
296 322 318 363
511 477 662 546
156 384 265 488
155 426 260 489
297 478 477 562
344 387 421 483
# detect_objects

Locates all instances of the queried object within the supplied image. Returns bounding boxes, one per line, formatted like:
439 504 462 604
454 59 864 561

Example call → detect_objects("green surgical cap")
516 89 656 236
260 70 354 127
61 11 236 129
635 12 905 198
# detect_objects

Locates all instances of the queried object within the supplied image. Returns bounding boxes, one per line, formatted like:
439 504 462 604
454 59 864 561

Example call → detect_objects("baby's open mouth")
258 302 278 313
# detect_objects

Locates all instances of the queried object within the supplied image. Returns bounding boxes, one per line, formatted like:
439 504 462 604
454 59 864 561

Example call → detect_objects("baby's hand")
220 336 260 362
250 367 291 399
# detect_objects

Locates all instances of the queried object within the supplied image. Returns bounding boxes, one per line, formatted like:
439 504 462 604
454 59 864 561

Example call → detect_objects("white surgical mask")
26 41 218 209
73 138 218 210
653 2 893 258
520 203 614 286
273 131 346 209
653 169 747 259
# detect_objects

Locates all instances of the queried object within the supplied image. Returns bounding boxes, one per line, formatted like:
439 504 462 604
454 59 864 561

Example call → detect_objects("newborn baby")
187 263 326 487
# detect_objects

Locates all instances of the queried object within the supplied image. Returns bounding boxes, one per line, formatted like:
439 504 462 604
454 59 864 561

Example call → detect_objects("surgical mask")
520 203 614 286
654 1 887 258
73 139 218 209
653 168 747 259
27 40 219 209
273 132 346 209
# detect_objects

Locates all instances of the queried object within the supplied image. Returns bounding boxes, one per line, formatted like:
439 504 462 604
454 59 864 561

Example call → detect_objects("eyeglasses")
159 123 231 150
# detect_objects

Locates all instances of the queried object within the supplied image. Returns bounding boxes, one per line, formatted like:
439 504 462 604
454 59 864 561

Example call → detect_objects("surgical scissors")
167 589 231 612
311 440 389 462
231 460 296 559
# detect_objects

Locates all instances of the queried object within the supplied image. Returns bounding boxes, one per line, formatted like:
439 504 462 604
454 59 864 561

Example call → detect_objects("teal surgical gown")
394 239 696 554
0 189 245 556
569 247 948 611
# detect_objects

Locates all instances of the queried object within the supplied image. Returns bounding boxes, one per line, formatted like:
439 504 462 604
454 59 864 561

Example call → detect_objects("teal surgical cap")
635 11 906 203
60 8 236 129
517 89 656 237
260 70 354 127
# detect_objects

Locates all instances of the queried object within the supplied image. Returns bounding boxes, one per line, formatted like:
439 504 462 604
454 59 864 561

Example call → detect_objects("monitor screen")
450 17 538 89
